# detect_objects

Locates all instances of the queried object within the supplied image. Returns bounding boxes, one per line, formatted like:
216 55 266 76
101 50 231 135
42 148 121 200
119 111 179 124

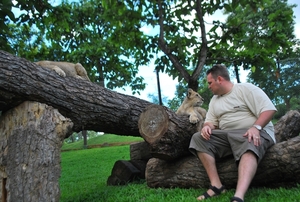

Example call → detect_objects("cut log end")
138 105 169 144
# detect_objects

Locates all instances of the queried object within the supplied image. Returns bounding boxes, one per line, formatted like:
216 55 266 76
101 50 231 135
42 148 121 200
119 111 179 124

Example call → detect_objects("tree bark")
146 135 300 189
130 141 152 161
274 110 300 142
145 110 300 189
107 160 142 186
0 50 152 136
138 104 203 160
0 101 73 201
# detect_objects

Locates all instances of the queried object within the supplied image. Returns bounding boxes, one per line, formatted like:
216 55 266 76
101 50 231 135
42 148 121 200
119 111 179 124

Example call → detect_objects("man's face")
207 73 220 95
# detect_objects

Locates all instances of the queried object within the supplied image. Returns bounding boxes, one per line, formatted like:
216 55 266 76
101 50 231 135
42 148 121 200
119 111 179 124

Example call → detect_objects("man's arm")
253 110 277 128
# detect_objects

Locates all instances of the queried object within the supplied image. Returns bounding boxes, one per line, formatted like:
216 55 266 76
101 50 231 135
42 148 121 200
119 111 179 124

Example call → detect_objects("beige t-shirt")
205 83 277 143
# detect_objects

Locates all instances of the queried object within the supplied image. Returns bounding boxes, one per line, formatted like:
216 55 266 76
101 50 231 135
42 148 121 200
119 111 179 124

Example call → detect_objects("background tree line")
1 0 299 131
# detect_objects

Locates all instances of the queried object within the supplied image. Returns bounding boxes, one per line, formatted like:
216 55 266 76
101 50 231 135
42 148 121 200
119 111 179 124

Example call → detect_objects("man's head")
206 64 230 81
206 64 232 95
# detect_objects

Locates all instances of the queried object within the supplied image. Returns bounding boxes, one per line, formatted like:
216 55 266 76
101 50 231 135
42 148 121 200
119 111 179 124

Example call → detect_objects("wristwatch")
253 124 262 131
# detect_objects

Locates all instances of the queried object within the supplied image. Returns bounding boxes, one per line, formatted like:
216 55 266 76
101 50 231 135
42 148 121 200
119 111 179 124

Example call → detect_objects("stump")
138 105 203 160
0 101 73 201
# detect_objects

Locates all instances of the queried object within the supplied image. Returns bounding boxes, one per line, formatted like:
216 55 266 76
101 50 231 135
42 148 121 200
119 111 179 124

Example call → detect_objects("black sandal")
230 196 244 202
201 185 226 199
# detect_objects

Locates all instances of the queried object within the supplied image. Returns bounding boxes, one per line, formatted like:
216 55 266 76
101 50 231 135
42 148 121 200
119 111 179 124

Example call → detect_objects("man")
189 64 276 202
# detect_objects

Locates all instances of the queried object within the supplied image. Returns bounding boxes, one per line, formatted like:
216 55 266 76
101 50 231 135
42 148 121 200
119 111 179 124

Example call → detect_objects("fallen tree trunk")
0 50 152 136
274 110 300 142
145 110 300 188
146 136 300 189
138 104 202 160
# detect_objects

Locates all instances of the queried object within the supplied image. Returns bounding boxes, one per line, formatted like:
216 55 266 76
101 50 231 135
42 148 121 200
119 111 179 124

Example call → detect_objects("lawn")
60 135 300 202
61 133 143 151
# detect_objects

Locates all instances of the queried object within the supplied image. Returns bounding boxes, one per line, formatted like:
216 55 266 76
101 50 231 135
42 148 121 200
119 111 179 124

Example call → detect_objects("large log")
274 110 300 142
0 101 73 201
107 142 151 186
146 136 300 189
138 104 202 160
130 141 152 161
0 50 152 136
107 160 142 186
145 110 300 188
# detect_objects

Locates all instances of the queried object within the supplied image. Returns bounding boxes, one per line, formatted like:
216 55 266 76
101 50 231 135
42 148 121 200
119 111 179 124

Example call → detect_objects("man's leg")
196 152 224 200
233 151 258 201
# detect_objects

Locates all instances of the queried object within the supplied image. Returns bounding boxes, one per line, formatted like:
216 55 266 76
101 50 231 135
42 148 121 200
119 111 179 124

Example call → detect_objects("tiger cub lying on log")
35 61 90 81
176 88 206 124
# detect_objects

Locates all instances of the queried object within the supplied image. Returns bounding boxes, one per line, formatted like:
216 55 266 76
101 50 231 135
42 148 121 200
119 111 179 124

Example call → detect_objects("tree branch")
191 0 208 81
157 0 191 82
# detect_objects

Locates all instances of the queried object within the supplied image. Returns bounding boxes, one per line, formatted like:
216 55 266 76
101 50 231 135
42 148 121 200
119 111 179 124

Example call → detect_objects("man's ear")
217 76 223 82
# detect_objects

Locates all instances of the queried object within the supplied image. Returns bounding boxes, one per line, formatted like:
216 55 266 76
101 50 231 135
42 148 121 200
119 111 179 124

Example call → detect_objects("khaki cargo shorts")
189 128 275 163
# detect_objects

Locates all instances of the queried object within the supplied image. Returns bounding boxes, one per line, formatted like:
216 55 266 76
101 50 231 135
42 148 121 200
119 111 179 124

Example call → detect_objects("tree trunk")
0 50 152 136
82 130 88 149
138 104 203 160
130 141 152 161
146 135 300 189
274 110 300 142
145 110 300 188
107 160 142 186
0 101 73 201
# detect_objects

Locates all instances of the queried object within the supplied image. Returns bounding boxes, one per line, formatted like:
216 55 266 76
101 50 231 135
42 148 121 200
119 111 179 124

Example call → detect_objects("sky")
115 0 300 102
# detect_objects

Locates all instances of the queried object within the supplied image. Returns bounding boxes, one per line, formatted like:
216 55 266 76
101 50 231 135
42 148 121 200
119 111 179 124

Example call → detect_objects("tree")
35 0 150 93
212 0 297 82
102 0 296 91
2 0 297 95
248 47 300 118
0 0 52 51
1 0 150 94
6 24 50 61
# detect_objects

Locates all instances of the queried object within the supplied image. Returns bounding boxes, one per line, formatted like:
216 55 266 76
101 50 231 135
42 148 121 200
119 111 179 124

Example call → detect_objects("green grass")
61 134 143 150
60 136 300 202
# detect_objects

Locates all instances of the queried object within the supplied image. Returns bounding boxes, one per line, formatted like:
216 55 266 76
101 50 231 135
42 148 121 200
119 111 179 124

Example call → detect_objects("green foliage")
101 0 293 90
0 0 14 51
34 0 149 93
0 0 52 52
208 0 296 81
1 0 149 94
248 47 300 116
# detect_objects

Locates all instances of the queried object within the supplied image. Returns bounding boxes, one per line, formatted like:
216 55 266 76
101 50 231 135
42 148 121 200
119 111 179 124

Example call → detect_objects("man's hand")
244 127 261 146
201 124 214 140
